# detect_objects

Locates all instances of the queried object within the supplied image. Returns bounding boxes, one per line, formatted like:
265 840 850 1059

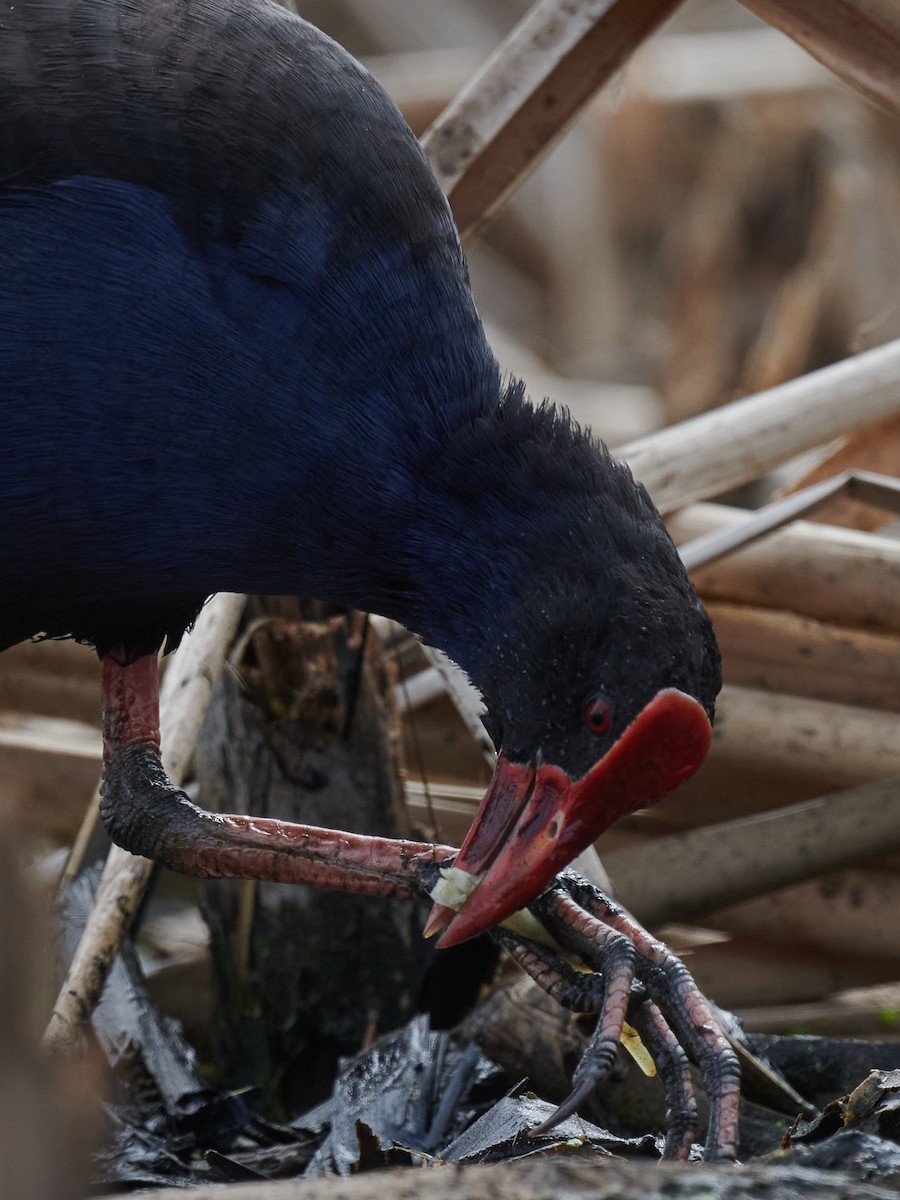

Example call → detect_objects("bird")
1 0 723 1092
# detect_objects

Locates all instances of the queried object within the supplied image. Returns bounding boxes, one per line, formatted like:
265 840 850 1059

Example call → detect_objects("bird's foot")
99 654 738 1161
99 652 450 894
495 868 740 1162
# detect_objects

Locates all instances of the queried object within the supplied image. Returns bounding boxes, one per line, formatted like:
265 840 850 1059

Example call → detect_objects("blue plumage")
1 0 719 785
0 5 741 1144
1 170 490 646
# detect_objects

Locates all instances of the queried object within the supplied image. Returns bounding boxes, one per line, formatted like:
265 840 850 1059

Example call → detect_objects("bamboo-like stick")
738 982 900 1037
709 867 900 962
605 775 900 928
44 593 245 1050
668 503 900 633
371 28 835 130
709 602 900 713
679 471 900 572
712 684 900 785
739 0 900 114
421 0 680 239
619 336 900 513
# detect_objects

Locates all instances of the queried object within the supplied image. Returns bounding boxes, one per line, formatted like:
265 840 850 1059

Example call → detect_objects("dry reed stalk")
606 774 900 927
44 593 245 1049
713 683 900 784
708 602 900 712
669 503 900 632
740 0 900 114
621 336 900 513
422 0 680 238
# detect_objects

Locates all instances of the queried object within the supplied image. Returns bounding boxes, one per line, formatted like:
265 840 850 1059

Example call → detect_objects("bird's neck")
315 381 605 697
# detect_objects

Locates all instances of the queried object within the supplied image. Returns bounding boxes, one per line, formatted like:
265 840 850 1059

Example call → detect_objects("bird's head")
429 465 721 947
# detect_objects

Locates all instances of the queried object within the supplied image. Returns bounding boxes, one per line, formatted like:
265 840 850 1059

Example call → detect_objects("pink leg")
100 653 450 899
497 888 700 1160
632 1001 698 1162
522 890 636 1135
100 653 738 1160
569 877 740 1161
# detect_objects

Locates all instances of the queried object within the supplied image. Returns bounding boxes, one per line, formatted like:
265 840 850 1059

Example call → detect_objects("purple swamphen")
0 0 738 1157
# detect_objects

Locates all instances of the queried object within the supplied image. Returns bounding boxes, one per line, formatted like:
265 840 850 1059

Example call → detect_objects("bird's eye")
584 693 612 735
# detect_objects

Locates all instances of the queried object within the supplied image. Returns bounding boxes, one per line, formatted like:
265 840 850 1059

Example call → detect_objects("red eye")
584 694 612 734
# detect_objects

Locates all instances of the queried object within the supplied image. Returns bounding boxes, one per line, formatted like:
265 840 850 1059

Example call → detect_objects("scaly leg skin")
99 652 738 1160
529 871 741 1161
492 895 700 1161
507 891 638 1132
99 651 450 897
631 999 698 1162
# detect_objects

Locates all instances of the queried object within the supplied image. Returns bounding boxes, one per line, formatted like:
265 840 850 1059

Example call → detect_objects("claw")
493 871 740 1161
552 871 741 1161
528 1076 597 1137
101 655 738 1161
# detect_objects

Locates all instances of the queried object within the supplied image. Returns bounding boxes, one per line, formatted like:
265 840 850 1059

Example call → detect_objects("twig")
606 773 900 927
621 336 900 513
421 0 680 239
740 0 900 114
59 784 101 886
669 502 900 634
44 593 246 1050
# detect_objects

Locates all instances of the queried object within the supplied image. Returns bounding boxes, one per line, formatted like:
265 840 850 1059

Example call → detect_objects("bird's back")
0 0 442 247
0 0 497 656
